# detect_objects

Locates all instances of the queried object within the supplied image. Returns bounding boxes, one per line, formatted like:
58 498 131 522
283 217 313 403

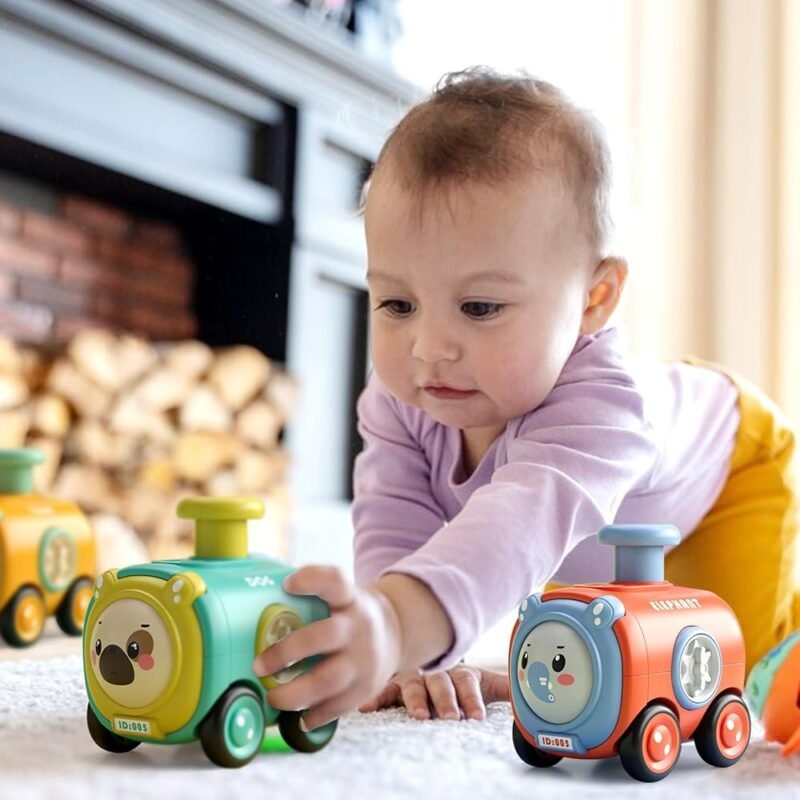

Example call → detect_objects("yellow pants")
664 364 800 673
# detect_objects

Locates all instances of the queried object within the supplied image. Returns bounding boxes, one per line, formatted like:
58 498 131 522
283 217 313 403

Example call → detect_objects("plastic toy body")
0 449 95 646
745 629 800 756
83 497 337 768
510 524 750 782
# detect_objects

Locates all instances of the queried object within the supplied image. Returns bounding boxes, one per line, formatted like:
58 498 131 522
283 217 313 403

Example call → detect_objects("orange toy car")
510 524 750 782
745 629 800 756
0 448 96 647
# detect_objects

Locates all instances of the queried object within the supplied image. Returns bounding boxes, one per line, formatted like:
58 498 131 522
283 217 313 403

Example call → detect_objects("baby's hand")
252 566 403 732
359 665 509 721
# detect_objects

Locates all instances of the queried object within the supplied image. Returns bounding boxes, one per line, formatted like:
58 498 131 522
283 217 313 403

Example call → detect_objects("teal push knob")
598 524 681 582
0 448 44 494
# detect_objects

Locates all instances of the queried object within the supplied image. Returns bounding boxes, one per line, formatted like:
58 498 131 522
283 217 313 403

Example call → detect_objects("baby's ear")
580 257 628 335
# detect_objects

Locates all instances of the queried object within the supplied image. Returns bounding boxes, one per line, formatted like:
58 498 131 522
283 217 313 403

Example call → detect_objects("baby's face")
365 171 594 434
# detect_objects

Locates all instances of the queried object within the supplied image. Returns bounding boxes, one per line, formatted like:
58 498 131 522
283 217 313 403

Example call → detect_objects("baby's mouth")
423 385 477 400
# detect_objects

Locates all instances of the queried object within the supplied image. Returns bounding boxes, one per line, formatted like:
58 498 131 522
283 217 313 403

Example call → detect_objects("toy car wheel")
619 703 682 782
512 722 563 768
55 577 94 636
278 711 338 753
199 686 266 768
0 586 46 647
87 703 140 754
693 692 751 767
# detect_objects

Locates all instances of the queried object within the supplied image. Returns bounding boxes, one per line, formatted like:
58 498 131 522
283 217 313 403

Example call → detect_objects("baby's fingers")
252 615 349 678
398 674 432 720
358 681 401 713
479 669 510 704
424 671 460 721
450 667 485 720
267 653 355 714
301 684 366 733
284 566 355 610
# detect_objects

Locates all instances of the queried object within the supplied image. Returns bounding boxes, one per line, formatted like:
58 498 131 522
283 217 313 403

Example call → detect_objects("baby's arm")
383 376 660 671
254 372 658 728
253 375 457 728
350 374 450 586
351 377 510 719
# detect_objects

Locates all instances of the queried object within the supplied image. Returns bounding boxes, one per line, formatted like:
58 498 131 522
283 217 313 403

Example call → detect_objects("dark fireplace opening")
0 101 297 361
346 287 370 500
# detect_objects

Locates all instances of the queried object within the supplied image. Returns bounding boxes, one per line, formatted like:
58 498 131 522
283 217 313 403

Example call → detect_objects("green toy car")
83 496 336 767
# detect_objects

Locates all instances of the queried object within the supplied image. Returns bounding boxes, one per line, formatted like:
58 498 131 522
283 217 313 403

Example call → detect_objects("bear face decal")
517 621 594 725
89 599 174 709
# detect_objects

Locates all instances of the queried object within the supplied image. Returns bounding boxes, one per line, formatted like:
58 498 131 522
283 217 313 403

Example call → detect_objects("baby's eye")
374 299 414 317
552 654 566 672
461 301 503 319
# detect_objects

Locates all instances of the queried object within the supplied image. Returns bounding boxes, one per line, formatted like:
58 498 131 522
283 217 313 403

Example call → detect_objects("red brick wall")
0 195 197 343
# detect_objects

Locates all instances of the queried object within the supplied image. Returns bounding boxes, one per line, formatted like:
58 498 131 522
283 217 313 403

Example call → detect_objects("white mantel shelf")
0 0 420 222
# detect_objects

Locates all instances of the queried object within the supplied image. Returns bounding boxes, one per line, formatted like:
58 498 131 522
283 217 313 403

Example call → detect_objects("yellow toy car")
0 448 96 646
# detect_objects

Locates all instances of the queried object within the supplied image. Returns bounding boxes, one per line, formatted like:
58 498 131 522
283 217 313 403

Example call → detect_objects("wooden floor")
0 618 82 662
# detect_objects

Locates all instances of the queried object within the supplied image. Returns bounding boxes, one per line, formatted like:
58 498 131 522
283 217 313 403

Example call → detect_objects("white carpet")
0 655 798 800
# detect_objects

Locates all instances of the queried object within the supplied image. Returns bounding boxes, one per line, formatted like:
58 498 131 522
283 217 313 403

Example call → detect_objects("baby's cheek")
518 669 525 685
91 651 97 667
138 654 155 671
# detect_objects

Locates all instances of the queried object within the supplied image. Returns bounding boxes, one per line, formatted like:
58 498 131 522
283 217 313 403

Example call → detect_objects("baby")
254 67 800 731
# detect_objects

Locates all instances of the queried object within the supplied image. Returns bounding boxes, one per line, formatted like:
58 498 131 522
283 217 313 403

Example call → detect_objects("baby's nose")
411 319 459 363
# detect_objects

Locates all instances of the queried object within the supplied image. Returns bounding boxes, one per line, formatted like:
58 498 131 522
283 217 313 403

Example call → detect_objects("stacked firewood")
0 329 296 561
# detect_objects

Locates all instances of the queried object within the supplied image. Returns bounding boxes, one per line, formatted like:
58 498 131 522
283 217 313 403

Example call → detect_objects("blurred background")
0 0 797 620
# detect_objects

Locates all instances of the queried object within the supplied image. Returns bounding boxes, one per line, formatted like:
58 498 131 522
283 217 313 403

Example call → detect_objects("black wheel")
87 703 140 754
0 586 46 647
618 704 681 782
693 693 751 767
512 722 563 768
199 686 266 768
55 578 94 636
278 711 338 753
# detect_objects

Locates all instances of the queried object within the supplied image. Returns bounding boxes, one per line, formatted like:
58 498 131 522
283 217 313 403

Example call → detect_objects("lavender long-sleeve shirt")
351 327 740 667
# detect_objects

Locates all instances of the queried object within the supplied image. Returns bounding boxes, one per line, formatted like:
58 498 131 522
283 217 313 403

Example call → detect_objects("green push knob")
0 448 45 494
177 497 265 559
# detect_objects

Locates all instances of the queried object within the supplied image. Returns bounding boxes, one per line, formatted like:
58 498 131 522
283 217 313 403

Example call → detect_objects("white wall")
393 0 634 253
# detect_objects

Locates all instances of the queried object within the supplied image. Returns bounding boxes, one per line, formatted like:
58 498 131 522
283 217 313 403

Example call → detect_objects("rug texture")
0 655 798 799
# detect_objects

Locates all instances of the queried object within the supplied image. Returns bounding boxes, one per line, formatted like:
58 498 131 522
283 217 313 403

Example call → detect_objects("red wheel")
694 693 750 767
619 704 682 782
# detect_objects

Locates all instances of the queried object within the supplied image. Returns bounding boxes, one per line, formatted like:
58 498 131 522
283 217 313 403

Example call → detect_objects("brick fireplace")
0 0 417 567
0 188 196 343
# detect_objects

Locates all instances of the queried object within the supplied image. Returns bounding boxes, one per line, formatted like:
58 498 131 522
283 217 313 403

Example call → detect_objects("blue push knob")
597 524 680 582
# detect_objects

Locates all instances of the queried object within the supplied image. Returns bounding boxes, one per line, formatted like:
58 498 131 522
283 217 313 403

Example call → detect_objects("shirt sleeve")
383 374 660 669
351 373 448 586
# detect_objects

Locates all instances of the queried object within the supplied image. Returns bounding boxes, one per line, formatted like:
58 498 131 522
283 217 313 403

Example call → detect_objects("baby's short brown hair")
371 67 612 255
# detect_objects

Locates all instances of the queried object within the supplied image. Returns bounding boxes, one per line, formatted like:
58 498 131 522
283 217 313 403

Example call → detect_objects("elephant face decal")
517 621 593 724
